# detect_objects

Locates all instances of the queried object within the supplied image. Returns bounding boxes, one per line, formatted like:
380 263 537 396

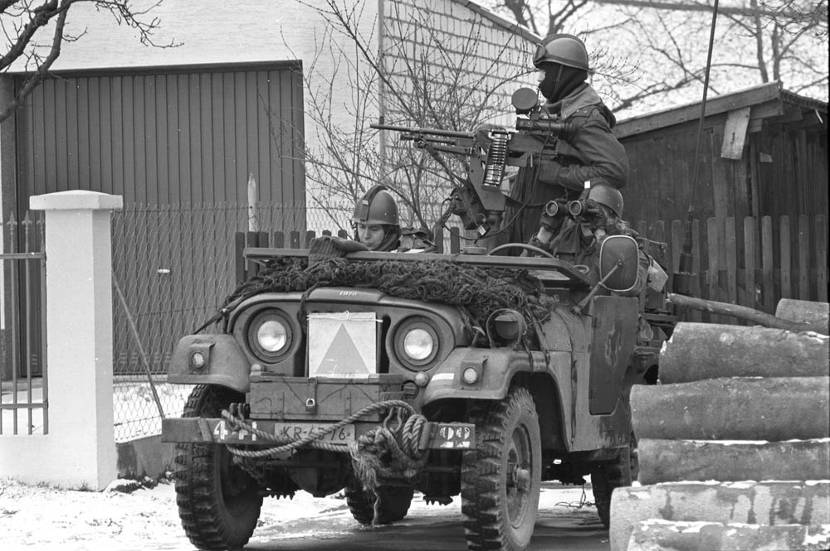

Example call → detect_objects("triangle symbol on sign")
319 324 369 375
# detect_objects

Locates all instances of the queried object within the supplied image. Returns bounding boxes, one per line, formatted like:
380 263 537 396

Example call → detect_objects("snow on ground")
0 478 598 551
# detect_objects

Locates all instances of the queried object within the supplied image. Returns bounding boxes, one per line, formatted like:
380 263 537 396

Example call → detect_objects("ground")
0 478 610 550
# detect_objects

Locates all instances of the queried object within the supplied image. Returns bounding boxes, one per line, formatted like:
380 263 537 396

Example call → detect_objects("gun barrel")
371 123 473 139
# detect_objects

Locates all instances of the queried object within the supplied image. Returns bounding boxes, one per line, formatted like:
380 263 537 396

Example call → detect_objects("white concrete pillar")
0 191 122 490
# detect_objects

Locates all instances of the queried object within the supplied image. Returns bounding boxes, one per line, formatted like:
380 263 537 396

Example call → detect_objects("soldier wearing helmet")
507 34 630 244
352 185 401 251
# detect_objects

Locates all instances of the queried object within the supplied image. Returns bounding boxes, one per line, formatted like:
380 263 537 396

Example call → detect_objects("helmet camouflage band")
533 34 590 71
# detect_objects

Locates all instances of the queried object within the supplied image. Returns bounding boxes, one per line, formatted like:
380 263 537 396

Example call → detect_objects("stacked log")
610 301 830 551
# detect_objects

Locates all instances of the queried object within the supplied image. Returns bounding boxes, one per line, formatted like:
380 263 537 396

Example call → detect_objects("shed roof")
615 81 828 139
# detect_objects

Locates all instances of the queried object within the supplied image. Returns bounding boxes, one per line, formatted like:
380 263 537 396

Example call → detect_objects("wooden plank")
304 230 316 247
797 214 810 300
337 229 349 239
720 107 751 160
725 217 737 309
690 219 702 322
434 226 444 254
779 215 791 299
706 218 720 323
743 217 757 309
272 231 285 248
234 232 246 285
670 219 682 275
748 141 761 219
816 215 828 302
450 227 460 254
289 231 301 249
761 216 774 313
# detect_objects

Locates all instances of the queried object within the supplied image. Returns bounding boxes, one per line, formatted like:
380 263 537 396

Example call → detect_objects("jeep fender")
421 347 550 404
167 334 250 392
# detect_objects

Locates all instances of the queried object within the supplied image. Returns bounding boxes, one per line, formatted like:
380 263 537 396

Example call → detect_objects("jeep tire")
174 385 263 550
461 386 542 551
590 438 635 528
345 484 415 525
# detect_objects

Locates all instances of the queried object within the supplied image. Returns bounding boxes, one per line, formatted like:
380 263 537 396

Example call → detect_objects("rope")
221 398 430 519
221 399 418 459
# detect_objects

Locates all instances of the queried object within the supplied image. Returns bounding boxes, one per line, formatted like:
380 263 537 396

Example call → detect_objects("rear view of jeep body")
163 250 646 551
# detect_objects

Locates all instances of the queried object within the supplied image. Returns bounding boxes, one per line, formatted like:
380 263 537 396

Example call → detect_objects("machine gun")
372 87 575 239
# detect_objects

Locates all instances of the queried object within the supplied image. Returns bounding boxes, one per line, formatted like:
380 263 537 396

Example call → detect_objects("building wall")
381 0 536 127
11 63 304 209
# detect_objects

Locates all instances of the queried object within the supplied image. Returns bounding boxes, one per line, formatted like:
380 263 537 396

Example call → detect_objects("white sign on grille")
307 312 377 377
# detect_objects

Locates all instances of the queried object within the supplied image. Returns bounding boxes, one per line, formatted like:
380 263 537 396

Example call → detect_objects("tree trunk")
659 322 829 384
637 438 830 484
631 377 830 440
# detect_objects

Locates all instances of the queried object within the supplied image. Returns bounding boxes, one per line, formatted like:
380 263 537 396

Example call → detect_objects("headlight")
395 317 439 369
248 310 292 362
257 320 288 352
403 328 434 360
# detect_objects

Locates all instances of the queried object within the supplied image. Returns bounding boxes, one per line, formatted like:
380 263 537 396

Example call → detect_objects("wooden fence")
633 214 827 322
236 214 828 324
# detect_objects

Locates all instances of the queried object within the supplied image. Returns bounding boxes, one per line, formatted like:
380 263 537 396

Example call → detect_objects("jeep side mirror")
598 235 640 292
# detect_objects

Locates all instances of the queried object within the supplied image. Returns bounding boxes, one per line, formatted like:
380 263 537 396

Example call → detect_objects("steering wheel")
487 243 556 259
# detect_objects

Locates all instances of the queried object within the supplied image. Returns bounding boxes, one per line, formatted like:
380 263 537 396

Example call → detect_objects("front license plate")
211 420 355 444
272 422 355 444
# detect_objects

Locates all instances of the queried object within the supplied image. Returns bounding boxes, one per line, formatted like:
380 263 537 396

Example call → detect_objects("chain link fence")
110 202 340 442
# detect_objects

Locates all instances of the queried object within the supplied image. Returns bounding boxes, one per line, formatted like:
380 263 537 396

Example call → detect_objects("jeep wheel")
345 484 414 525
590 437 636 528
174 385 263 550
461 387 542 551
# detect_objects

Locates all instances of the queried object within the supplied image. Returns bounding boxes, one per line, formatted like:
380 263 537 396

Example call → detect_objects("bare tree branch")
1 0 174 123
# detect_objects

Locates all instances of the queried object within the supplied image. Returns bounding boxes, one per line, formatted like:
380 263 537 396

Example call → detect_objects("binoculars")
543 199 600 218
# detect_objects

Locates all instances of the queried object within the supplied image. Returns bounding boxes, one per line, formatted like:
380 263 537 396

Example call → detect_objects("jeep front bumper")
162 418 475 451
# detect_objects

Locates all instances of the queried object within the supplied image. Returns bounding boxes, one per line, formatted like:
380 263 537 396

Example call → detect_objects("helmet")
588 182 624 218
353 185 399 226
533 34 589 71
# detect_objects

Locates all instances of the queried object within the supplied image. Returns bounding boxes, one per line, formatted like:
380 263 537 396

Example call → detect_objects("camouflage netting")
207 256 558 346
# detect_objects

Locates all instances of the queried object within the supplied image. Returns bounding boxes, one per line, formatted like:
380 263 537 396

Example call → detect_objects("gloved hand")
308 235 367 264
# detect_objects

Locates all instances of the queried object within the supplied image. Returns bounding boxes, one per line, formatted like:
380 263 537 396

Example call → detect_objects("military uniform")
507 84 629 244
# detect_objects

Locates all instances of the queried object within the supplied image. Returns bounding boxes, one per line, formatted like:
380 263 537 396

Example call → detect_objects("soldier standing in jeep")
507 34 630 244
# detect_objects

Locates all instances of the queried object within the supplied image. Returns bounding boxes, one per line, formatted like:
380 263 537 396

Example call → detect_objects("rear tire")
345 485 414 525
590 438 636 528
461 387 542 551
174 385 263 550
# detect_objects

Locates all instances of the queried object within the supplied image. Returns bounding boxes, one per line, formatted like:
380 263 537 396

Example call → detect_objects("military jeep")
162 236 667 551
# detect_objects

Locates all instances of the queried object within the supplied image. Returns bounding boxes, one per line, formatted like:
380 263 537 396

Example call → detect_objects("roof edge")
452 0 541 44
615 81 828 138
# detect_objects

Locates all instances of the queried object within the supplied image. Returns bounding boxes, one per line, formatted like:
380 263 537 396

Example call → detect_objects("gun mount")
373 90 576 239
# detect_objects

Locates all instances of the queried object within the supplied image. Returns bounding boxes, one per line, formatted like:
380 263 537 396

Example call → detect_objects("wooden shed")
616 81 827 223
614 82 828 313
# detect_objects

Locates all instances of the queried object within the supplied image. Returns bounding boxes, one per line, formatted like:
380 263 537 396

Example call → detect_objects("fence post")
21 190 121 489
